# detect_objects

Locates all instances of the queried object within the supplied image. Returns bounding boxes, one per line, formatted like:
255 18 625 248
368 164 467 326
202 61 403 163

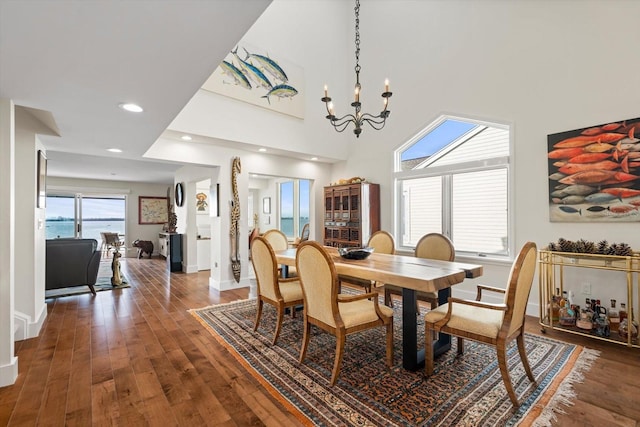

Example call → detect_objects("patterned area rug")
45 261 129 299
190 298 598 427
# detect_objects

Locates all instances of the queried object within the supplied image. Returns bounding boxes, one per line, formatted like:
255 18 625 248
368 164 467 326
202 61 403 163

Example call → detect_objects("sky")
46 196 126 219
280 180 310 218
401 119 477 161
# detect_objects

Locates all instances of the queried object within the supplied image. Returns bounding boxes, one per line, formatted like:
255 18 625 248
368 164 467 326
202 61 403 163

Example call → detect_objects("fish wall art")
201 41 304 119
547 117 640 222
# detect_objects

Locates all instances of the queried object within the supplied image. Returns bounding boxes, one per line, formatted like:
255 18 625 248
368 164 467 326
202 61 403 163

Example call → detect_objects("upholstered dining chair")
250 236 304 345
384 233 455 312
263 229 293 277
424 241 538 407
292 223 311 248
339 230 395 293
295 240 394 385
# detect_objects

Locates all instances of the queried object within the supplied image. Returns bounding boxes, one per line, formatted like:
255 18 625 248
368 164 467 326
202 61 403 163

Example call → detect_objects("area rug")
45 261 129 298
190 297 599 427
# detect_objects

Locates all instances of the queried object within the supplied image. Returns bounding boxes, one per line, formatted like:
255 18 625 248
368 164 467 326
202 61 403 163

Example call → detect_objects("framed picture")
138 196 168 224
263 197 271 214
547 117 640 222
37 150 47 208
196 191 209 214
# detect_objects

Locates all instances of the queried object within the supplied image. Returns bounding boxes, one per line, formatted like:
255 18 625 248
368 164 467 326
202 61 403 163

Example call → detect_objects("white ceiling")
0 0 272 184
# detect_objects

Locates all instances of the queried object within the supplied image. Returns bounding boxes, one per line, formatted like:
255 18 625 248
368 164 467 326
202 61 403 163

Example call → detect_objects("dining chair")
250 236 304 345
339 230 395 293
424 241 538 407
296 240 394 385
103 232 122 258
292 223 310 248
300 223 310 242
384 233 455 312
263 229 293 276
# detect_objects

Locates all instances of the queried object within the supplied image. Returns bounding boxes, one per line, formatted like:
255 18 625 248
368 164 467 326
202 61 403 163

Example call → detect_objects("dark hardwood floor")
1 257 638 426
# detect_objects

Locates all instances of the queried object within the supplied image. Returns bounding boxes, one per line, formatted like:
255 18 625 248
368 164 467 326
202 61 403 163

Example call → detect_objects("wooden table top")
275 247 483 293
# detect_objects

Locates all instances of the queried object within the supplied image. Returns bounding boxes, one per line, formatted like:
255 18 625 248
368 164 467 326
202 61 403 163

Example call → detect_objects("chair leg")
425 323 435 376
386 321 394 367
457 337 464 355
273 304 284 345
299 318 311 364
253 299 264 332
88 284 96 296
384 289 394 308
517 333 535 382
330 332 346 386
497 341 519 406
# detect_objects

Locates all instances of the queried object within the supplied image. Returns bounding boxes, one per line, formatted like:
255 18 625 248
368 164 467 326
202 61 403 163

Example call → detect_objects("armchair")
424 241 538 406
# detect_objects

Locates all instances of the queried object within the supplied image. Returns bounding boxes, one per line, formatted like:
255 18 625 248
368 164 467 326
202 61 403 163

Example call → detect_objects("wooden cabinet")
323 182 380 248
538 249 639 348
159 232 182 272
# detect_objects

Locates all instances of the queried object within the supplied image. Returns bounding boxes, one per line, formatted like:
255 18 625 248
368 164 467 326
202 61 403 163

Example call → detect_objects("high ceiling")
0 0 272 184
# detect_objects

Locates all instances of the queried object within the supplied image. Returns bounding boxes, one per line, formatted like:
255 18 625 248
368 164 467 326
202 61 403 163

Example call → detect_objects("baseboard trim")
209 276 250 292
0 356 18 387
13 305 47 341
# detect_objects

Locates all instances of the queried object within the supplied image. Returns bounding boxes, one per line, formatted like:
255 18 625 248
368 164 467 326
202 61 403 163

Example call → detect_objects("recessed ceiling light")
258 148 267 152
118 103 144 113
107 148 123 153
181 135 192 141
311 157 318 161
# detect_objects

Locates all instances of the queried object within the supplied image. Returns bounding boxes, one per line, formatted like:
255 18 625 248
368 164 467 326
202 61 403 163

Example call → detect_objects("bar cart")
538 249 640 348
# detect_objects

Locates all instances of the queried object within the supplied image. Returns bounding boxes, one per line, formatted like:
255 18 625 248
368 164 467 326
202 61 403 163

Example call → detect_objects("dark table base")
401 287 451 371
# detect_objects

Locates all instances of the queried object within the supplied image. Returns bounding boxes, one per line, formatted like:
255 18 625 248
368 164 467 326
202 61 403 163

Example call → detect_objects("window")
279 179 311 238
395 116 511 258
46 193 127 242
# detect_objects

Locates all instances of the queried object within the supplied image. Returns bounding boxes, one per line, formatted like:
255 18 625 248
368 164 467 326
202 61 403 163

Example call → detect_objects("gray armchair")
46 238 101 295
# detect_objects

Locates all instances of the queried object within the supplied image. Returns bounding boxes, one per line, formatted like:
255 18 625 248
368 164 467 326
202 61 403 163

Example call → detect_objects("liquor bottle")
619 309 638 343
620 302 628 323
608 299 620 332
551 288 561 322
594 307 610 337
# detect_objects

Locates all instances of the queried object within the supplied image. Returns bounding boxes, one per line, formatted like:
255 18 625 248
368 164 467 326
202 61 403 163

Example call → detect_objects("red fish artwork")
558 170 638 185
601 188 640 198
548 117 640 222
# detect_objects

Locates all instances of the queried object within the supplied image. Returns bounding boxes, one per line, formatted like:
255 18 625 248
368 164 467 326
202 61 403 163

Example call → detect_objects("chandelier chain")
354 0 360 75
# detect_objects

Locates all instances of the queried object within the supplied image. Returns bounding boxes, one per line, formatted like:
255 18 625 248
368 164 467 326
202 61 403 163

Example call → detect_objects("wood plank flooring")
1 257 638 426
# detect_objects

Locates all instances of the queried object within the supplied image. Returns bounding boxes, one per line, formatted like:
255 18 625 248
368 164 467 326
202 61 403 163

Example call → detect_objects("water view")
46 218 125 242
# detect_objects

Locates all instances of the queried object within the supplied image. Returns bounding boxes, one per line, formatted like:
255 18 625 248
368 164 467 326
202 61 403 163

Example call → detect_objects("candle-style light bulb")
355 86 359 102
324 84 328 97
328 102 335 115
385 79 389 92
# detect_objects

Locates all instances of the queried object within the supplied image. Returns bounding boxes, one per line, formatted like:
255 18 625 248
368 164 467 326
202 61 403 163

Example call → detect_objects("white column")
0 98 18 386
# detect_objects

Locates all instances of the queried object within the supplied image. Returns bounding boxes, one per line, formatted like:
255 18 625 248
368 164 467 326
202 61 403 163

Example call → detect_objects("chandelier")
321 0 392 138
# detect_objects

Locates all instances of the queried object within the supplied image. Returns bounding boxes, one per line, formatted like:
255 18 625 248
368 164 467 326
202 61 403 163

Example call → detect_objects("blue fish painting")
243 47 288 83
232 48 272 91
261 84 298 105
207 42 303 119
220 60 251 90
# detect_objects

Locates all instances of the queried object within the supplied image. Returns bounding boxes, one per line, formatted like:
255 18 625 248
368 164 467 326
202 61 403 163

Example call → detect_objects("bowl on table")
338 246 374 260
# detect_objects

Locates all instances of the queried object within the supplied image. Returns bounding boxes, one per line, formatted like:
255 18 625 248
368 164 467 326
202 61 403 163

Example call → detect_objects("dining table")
274 246 483 371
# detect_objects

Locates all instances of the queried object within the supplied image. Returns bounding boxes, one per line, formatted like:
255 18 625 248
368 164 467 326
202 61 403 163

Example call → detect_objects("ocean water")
280 217 309 237
46 220 125 242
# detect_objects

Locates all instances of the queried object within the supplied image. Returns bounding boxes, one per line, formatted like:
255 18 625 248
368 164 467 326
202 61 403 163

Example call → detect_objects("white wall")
0 98 18 386
13 110 49 341
46 177 170 258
